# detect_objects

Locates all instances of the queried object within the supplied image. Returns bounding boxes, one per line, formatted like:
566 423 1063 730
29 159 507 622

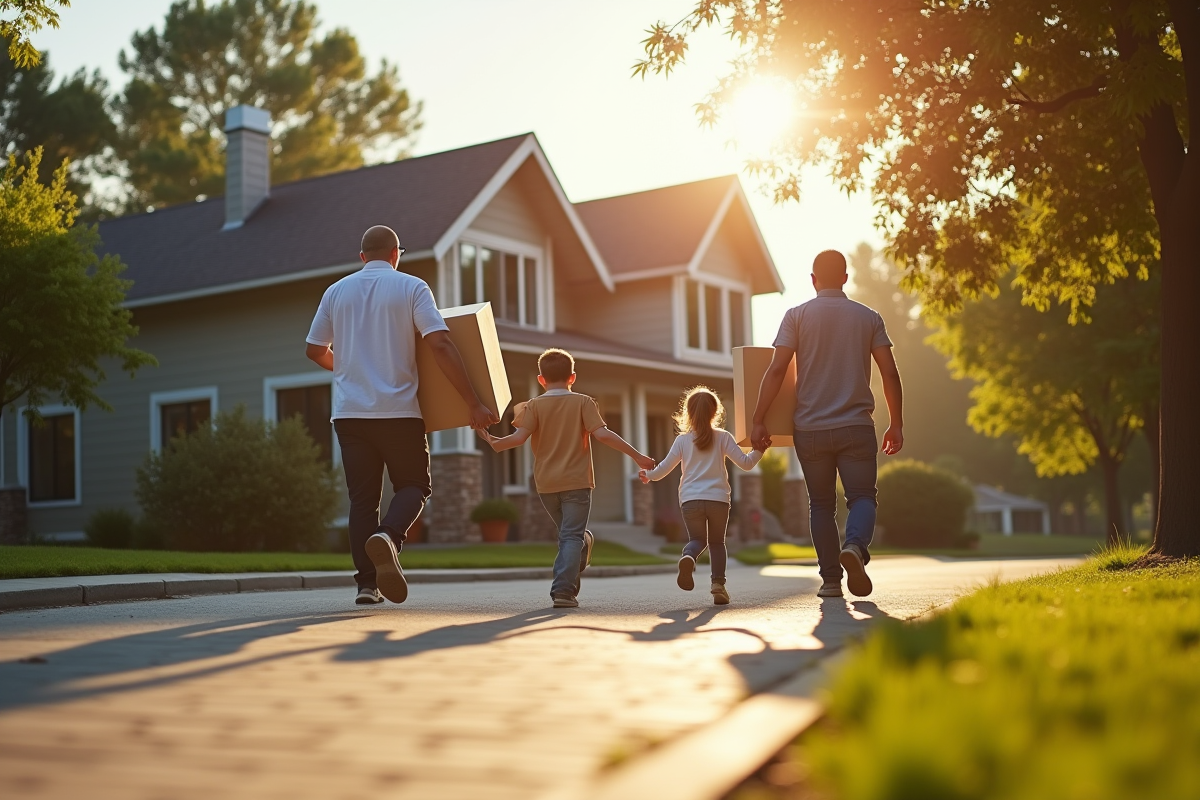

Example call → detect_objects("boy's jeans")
538 488 592 598
680 500 730 582
793 425 878 582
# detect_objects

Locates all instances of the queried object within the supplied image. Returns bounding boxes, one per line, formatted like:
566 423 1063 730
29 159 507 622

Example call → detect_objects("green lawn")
0 541 665 579
732 548 1200 800
733 534 1103 566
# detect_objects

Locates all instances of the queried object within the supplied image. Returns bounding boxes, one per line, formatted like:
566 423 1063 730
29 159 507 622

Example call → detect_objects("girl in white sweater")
640 387 766 605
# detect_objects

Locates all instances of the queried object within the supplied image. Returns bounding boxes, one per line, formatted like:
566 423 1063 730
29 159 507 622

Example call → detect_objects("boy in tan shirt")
479 349 655 607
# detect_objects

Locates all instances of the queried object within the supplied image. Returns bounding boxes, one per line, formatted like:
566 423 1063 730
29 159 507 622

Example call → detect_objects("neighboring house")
0 106 784 543
970 485 1051 535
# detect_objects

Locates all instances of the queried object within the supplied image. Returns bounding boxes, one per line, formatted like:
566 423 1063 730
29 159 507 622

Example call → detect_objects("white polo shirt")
306 260 448 420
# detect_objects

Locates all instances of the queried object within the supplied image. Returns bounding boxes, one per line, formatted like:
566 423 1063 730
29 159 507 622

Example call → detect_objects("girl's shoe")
676 555 696 591
711 581 730 605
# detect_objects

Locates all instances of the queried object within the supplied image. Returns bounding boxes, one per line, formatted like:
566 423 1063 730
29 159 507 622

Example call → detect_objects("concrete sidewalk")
0 564 677 612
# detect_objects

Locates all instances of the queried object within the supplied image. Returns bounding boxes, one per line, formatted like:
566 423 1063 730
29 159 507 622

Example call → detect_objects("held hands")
468 401 500 431
881 425 904 455
638 469 650 485
634 453 656 471
750 422 771 452
475 428 499 450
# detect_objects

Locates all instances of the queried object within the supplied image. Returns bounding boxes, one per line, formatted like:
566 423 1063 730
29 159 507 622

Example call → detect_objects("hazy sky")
31 0 882 344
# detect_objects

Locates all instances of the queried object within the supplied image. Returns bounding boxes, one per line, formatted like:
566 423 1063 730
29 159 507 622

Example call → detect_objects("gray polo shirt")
772 289 892 431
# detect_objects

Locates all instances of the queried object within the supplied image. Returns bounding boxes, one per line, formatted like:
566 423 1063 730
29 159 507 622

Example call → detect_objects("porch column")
781 448 811 542
1041 509 1052 536
428 427 483 543
1001 506 1014 536
628 385 652 526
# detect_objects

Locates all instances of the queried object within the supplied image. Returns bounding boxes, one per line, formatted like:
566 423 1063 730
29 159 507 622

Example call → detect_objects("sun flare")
726 78 796 155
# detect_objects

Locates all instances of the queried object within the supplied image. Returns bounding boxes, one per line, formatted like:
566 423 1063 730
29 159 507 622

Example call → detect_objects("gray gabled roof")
101 135 529 304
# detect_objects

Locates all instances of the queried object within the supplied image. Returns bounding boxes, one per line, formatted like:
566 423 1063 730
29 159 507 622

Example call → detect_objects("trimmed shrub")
876 459 975 548
136 406 340 552
469 498 520 524
760 450 786 519
86 508 136 549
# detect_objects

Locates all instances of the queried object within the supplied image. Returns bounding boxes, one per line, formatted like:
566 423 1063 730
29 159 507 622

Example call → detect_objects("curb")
0 563 675 613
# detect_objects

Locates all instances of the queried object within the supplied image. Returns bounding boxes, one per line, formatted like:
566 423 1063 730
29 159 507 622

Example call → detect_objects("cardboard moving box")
416 302 512 433
732 346 796 447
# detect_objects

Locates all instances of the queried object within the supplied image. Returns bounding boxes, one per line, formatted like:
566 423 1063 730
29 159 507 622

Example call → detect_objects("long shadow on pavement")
1 597 895 713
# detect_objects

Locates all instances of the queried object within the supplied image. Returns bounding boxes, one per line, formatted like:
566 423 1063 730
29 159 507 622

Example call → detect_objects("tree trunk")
1098 455 1127 547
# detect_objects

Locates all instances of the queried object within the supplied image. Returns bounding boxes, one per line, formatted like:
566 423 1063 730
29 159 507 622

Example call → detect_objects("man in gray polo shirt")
751 250 904 598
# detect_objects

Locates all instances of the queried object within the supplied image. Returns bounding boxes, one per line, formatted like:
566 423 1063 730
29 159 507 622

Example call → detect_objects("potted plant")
470 498 520 543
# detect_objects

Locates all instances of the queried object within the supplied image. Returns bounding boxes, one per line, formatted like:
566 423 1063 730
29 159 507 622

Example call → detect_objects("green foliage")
115 0 422 212
469 497 520 524
1 35 114 209
796 553 1200 800
85 508 135 549
0 1 69 68
0 540 665 579
760 449 786 519
136 406 340 552
0 149 155 414
877 460 975 548
638 2 1174 318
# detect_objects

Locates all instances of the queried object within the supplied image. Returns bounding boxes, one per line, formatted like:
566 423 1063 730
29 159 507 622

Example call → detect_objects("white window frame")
16 404 82 508
674 275 752 364
263 372 340 465
454 229 548 330
150 387 219 454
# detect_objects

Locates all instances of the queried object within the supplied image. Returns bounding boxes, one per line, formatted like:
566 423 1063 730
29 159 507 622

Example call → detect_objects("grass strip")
733 547 1200 800
0 541 665 579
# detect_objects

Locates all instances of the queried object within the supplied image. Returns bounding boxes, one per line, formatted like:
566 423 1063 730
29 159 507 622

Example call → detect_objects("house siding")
468 178 544 245
570 277 676 356
697 224 748 284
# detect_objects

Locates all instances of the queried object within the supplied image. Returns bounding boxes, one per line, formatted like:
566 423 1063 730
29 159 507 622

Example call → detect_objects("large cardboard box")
416 302 512 433
732 346 796 447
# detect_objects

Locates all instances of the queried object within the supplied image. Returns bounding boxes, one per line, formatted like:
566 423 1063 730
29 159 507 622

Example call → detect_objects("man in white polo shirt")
306 225 498 606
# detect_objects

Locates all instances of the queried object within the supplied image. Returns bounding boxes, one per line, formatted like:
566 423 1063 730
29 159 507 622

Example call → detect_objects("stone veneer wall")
428 453 483 543
0 487 28 545
515 487 558 541
630 478 653 526
736 473 764 543
782 477 811 542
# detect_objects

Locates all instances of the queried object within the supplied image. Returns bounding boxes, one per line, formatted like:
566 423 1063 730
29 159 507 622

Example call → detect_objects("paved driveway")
0 556 1077 800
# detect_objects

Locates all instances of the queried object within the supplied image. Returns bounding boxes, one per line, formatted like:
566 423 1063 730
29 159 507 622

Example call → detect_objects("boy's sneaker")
839 543 873 597
552 594 579 608
365 532 408 604
580 530 594 573
355 587 383 605
711 581 730 605
676 555 696 591
817 581 843 598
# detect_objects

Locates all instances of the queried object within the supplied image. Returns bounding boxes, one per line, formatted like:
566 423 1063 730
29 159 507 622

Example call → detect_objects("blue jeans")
794 425 878 581
538 488 592 598
680 500 730 582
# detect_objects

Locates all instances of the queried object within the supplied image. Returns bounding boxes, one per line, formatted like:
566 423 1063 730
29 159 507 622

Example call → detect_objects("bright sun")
726 78 796 155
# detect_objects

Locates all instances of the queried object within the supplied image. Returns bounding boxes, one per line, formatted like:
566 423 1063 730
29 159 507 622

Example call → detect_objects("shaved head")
360 225 400 260
812 249 848 287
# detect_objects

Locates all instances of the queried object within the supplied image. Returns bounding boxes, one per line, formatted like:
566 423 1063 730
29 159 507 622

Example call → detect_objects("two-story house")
1 106 786 544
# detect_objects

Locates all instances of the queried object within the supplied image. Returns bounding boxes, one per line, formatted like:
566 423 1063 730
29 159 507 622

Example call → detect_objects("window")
29 412 76 503
277 384 333 463
680 278 750 357
457 240 542 327
160 399 211 447
150 387 219 453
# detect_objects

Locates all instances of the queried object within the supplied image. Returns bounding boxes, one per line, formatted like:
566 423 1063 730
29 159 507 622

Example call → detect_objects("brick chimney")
223 105 271 230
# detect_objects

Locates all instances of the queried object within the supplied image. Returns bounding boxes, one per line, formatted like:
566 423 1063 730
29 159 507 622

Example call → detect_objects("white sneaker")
676 555 696 591
355 587 383 605
365 533 408 603
817 581 843 598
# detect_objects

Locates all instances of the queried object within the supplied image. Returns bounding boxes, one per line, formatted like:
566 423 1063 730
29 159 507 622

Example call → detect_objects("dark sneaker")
355 587 383 605
711 581 730 605
365 532 408 603
580 530 594 573
839 544 873 597
552 594 579 608
677 555 696 591
817 580 844 598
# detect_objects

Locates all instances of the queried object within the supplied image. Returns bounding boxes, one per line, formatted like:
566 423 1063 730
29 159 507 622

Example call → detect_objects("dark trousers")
794 425 878 581
680 500 731 582
334 418 431 589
